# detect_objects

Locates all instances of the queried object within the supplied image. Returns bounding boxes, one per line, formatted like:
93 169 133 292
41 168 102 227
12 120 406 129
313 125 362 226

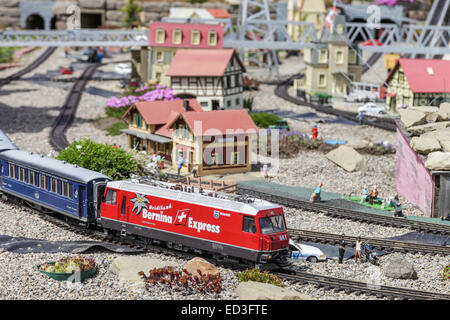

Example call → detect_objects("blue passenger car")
0 150 111 223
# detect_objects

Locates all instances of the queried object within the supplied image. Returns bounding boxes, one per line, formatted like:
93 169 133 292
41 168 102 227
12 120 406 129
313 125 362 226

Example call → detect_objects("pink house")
144 22 225 86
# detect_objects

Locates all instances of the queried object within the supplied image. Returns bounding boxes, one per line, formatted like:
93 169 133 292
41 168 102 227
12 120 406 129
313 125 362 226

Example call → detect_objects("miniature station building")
293 15 363 103
132 22 225 87
121 99 258 176
381 58 450 113
286 0 326 39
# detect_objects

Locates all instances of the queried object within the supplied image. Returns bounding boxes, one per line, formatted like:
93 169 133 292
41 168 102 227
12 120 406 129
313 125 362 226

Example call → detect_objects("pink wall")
149 22 224 49
395 129 434 216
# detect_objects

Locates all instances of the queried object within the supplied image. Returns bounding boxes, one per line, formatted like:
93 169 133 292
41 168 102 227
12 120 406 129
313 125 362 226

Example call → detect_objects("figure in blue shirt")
310 182 323 203
177 156 184 177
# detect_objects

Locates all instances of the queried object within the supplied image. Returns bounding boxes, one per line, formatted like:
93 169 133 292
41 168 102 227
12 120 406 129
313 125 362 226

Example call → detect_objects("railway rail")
237 185 450 235
275 268 450 300
49 63 100 151
0 47 56 87
274 75 397 132
288 229 449 256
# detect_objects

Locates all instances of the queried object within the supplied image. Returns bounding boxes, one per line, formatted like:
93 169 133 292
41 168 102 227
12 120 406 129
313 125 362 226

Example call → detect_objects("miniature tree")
121 0 143 29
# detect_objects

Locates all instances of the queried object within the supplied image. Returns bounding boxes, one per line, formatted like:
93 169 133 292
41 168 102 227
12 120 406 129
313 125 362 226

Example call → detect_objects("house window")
236 98 240 106
336 24 344 34
336 50 344 64
319 49 328 63
200 101 209 108
227 100 231 108
208 30 217 46
156 28 165 44
318 74 326 87
155 72 162 83
173 29 182 44
191 30 201 45
156 50 163 62
348 50 357 64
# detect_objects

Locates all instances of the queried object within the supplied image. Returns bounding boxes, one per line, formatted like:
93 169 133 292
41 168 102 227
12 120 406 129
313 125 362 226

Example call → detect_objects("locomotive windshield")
259 214 286 234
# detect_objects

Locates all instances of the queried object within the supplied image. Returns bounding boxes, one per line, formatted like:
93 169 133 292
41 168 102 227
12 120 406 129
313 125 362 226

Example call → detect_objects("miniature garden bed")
38 256 97 282
347 196 395 212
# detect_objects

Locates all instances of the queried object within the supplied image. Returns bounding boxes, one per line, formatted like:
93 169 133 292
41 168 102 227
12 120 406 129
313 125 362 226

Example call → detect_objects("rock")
382 255 418 280
409 106 439 116
422 127 450 145
235 281 315 300
424 152 450 171
410 136 441 154
325 145 364 172
183 257 219 278
110 256 178 282
1 0 19 7
438 102 450 121
398 109 427 128
346 138 370 149
426 112 439 123
407 121 450 136
440 140 450 152
106 10 124 22
80 0 106 9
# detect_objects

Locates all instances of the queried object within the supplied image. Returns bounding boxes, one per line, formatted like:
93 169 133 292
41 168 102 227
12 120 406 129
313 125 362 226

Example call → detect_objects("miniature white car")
358 103 387 116
114 63 132 75
289 239 327 263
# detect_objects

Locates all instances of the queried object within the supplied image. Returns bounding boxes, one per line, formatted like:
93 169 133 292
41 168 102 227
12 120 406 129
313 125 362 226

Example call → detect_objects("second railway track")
237 185 450 235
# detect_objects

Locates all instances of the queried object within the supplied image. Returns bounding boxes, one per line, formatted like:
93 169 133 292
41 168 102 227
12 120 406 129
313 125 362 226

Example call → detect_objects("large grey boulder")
110 256 178 282
410 136 441 154
235 281 315 300
398 109 427 128
382 255 418 280
407 121 450 136
438 102 450 121
325 145 364 172
424 152 450 171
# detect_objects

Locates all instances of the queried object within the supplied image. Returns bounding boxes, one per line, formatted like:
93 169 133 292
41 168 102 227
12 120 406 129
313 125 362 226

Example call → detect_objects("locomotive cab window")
104 189 117 205
242 216 257 233
259 214 286 235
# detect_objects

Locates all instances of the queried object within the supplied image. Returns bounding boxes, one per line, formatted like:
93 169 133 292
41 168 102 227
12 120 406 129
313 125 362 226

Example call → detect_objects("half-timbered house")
166 49 245 111
382 58 450 113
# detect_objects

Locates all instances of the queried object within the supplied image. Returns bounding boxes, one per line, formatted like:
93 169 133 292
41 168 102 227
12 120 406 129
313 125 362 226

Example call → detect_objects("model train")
0 130 290 268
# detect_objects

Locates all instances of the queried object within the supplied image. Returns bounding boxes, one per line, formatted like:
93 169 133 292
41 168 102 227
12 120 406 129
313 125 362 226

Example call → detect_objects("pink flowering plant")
105 85 178 118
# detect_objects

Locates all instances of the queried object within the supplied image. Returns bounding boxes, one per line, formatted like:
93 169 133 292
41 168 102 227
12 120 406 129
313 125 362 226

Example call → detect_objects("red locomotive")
100 180 290 267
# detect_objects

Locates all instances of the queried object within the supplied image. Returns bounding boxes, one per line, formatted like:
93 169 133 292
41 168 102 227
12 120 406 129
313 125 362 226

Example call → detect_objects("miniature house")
120 99 203 161
294 15 363 102
382 58 450 113
134 22 225 87
166 49 245 111
166 109 258 176
287 0 326 40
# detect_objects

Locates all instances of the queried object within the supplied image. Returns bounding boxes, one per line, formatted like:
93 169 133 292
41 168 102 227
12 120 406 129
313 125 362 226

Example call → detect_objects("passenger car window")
242 216 256 233
105 189 116 205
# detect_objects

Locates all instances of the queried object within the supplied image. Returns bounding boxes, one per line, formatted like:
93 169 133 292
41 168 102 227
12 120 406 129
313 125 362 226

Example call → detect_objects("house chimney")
183 99 189 111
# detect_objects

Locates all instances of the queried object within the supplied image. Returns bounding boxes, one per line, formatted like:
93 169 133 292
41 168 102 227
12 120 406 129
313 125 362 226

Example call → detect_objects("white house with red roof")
382 58 450 113
142 22 225 86
166 48 245 111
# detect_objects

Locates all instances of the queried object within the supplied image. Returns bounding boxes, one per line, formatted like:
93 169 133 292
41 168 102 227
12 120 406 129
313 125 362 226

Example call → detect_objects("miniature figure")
192 165 198 178
354 237 362 264
368 185 379 205
310 182 323 203
393 195 404 217
177 156 184 177
262 164 269 179
311 123 318 139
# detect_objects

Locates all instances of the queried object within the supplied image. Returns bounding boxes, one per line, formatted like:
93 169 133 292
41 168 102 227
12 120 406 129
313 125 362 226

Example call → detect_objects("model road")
0 47 56 87
49 63 100 151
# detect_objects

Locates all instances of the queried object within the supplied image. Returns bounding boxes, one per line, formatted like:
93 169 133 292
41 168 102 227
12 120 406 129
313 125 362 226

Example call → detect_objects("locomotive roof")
0 130 18 152
0 149 111 184
107 180 280 216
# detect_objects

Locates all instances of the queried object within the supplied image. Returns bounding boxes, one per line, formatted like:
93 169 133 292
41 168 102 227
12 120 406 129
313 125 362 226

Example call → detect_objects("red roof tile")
166 49 237 77
207 9 230 19
386 58 450 93
122 99 203 125
167 109 258 137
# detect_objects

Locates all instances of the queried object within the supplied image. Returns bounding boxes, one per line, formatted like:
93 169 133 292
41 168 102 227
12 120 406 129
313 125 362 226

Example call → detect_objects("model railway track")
275 268 450 300
288 229 449 256
274 75 397 132
49 63 100 151
0 47 56 87
237 186 450 235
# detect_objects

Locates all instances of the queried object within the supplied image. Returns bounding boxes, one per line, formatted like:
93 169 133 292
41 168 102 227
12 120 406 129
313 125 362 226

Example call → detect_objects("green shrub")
244 96 254 111
105 106 129 119
237 268 284 287
440 265 450 280
56 139 139 180
249 112 282 128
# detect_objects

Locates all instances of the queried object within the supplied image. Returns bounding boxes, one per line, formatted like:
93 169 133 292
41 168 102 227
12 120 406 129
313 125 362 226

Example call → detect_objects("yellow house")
287 0 326 40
